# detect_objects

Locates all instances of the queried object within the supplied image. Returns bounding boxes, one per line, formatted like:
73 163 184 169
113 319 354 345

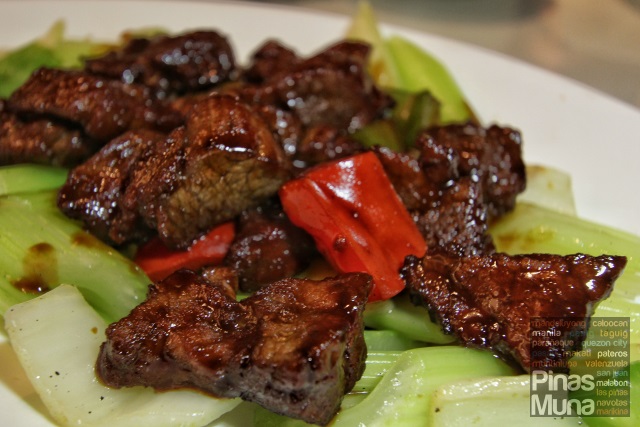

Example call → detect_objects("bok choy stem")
0 164 68 196
0 190 149 323
330 346 514 426
429 375 583 427
364 293 455 345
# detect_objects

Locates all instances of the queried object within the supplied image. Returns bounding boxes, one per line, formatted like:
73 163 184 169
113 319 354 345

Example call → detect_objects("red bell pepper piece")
279 151 426 301
134 222 235 282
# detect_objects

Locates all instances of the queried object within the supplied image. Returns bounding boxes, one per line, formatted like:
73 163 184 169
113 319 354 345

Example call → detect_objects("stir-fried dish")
0 5 637 427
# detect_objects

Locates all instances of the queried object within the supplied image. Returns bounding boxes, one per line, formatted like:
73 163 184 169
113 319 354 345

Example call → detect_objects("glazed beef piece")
85 30 236 97
242 40 392 136
244 102 304 162
402 252 627 372
259 41 392 132
224 200 317 292
416 122 526 219
199 265 239 299
375 141 494 257
373 146 436 212
376 123 525 256
97 270 372 426
293 124 364 169
60 93 290 248
242 40 299 84
232 40 392 170
8 68 182 142
413 177 495 257
57 130 164 243
0 100 98 167
124 94 290 248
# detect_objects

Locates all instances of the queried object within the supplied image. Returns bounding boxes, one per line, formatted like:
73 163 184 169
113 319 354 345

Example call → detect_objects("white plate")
0 1 639 426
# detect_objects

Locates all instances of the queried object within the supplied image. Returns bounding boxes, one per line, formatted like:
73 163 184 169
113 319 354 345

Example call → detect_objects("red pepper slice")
134 222 235 282
279 151 426 301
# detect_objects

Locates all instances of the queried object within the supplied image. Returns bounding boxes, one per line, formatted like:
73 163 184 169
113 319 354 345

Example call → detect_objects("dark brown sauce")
71 231 105 249
11 242 57 294
72 231 145 277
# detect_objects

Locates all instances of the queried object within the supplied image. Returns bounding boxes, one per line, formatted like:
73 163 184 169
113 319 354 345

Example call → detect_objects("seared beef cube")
97 270 372 426
376 123 524 256
373 146 437 211
237 40 392 166
199 265 239 299
57 130 164 243
0 100 97 167
168 90 215 118
375 146 493 256
402 252 626 372
57 93 289 249
253 41 393 133
242 40 300 84
417 123 526 219
253 103 304 160
85 30 236 96
8 68 182 142
224 201 317 292
123 94 290 248
413 177 495 257
293 124 364 169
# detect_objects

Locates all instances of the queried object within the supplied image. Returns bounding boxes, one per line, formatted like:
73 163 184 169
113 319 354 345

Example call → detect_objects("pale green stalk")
0 164 68 196
0 190 149 323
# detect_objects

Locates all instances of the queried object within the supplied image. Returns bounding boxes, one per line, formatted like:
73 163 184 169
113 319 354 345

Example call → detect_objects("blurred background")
259 0 640 109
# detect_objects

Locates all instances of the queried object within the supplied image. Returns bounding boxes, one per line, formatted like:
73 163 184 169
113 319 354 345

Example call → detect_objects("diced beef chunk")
199 265 239 299
244 40 393 134
252 104 304 161
60 93 290 249
402 252 626 372
57 130 164 243
293 124 364 169
126 94 290 248
412 177 495 257
84 30 236 97
224 200 317 292
8 68 182 142
416 123 526 219
242 40 299 84
373 146 436 212
376 123 525 256
274 41 391 132
97 270 372 426
0 99 98 167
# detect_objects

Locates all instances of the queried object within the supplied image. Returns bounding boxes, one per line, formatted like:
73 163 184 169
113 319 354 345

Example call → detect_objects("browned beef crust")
57 129 164 243
84 30 236 97
376 122 525 257
402 252 626 372
8 68 182 142
126 94 290 248
416 123 526 219
174 40 390 170
223 200 317 292
97 270 372 426
59 94 290 249
0 99 97 167
412 177 495 257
